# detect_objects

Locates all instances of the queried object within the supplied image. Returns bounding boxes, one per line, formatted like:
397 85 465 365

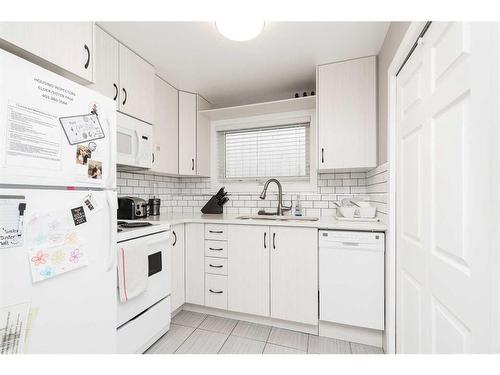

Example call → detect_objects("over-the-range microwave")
116 112 153 169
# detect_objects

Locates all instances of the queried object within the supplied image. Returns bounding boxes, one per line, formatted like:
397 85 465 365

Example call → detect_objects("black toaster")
117 196 148 219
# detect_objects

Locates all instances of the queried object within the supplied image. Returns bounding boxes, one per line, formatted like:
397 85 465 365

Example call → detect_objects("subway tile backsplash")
116 165 388 221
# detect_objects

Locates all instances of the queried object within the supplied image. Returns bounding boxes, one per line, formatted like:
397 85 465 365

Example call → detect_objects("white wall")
377 22 410 164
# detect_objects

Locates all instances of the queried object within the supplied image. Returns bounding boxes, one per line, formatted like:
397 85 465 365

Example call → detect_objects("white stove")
116 219 171 353
117 220 170 242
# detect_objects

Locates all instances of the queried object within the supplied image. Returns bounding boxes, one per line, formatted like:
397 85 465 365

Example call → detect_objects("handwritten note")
0 302 30 354
0 196 25 249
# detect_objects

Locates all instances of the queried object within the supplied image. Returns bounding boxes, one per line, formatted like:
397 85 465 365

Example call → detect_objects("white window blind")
219 124 310 180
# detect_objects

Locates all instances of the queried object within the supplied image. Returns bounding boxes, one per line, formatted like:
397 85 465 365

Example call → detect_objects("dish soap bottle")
294 195 303 216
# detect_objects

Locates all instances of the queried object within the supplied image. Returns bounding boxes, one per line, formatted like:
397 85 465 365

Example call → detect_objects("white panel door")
152 76 179 174
118 44 155 124
227 225 270 317
0 22 94 82
178 91 197 175
170 224 185 312
270 226 318 325
89 26 119 108
184 223 204 305
396 22 499 353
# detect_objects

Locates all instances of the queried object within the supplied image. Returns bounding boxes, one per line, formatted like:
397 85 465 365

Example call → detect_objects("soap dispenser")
294 194 303 216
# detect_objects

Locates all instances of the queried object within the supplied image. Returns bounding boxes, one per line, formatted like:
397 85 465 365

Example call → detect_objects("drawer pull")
209 264 223 268
342 242 359 246
209 289 223 294
209 247 223 251
209 230 223 234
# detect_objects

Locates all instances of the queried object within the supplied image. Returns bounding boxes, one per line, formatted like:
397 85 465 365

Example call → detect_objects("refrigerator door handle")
106 191 117 272
106 118 117 190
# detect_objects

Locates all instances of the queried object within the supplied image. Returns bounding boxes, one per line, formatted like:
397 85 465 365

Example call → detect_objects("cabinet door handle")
152 152 155 164
209 247 223 251
113 83 118 101
172 230 177 246
122 88 127 105
321 148 325 163
273 233 276 249
209 230 223 234
209 264 223 268
191 158 195 171
84 44 90 69
264 232 267 249
209 289 223 294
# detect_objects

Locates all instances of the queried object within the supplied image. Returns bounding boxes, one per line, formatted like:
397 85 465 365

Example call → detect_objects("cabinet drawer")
205 257 228 276
205 224 228 240
205 274 227 310
204 240 228 258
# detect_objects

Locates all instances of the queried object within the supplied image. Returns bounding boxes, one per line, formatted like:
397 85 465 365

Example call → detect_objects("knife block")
201 194 227 214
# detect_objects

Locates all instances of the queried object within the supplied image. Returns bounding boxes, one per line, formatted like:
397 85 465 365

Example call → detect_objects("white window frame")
210 109 317 193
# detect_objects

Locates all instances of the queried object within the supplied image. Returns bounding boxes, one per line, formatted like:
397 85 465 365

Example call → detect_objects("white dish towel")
117 243 148 302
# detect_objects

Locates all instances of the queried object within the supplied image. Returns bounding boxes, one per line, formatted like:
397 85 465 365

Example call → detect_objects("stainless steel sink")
236 215 319 222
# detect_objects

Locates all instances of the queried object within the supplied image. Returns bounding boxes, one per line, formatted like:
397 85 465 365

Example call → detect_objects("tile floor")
145 310 384 355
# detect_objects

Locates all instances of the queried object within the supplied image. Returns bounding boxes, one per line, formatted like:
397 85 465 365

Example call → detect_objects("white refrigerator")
0 49 117 353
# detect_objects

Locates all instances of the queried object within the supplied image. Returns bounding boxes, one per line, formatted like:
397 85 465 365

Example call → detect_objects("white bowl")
338 207 356 218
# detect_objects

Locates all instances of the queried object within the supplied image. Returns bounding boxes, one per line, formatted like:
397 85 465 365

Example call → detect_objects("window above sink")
209 107 318 193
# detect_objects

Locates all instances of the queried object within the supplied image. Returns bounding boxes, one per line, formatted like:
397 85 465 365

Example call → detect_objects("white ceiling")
98 22 389 108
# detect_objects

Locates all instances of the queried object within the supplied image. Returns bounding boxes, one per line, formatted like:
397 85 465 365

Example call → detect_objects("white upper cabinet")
196 96 211 177
119 44 155 124
178 91 197 175
89 26 119 108
0 22 94 82
270 226 318 325
317 56 377 170
152 76 179 174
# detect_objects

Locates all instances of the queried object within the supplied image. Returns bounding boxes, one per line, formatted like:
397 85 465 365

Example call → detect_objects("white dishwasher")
319 230 385 330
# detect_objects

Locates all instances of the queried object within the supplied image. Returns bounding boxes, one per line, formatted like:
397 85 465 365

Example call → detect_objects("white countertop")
135 213 387 232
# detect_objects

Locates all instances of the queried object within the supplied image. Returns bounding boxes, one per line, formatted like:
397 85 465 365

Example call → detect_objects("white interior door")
396 22 500 353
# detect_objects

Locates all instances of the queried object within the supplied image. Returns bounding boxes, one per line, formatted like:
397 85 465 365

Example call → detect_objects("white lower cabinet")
270 226 318 325
205 274 228 310
227 225 270 317
170 224 185 312
178 223 319 326
185 223 205 305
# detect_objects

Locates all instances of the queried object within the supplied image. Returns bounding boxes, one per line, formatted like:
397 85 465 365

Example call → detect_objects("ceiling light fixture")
215 20 265 42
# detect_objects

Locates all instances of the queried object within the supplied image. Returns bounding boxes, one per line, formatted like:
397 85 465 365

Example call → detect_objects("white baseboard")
182 304 319 335
319 320 383 347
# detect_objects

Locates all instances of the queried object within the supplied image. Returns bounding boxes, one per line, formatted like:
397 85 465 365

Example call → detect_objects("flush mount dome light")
215 20 265 41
